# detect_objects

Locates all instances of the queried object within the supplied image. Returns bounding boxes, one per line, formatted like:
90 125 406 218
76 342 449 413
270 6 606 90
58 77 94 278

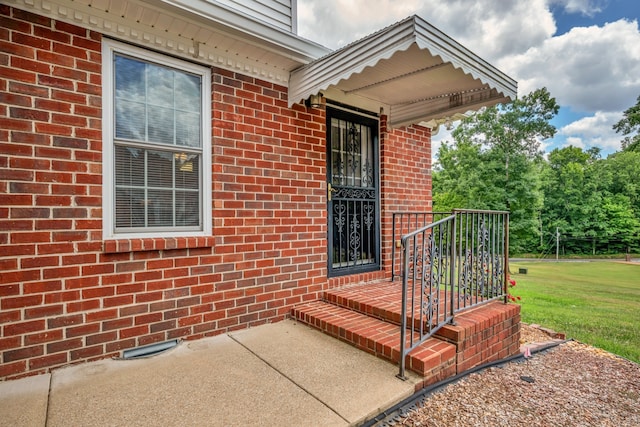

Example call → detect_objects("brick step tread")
324 281 404 325
325 283 518 340
292 300 456 377
325 282 472 328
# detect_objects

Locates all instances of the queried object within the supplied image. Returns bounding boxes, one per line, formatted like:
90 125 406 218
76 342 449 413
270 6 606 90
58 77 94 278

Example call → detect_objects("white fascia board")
7 0 330 83
288 15 517 107
153 0 330 63
412 17 517 100
390 92 511 129
288 17 419 106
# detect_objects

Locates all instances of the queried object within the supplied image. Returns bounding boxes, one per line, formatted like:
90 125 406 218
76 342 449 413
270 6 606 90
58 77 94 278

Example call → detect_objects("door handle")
327 183 337 201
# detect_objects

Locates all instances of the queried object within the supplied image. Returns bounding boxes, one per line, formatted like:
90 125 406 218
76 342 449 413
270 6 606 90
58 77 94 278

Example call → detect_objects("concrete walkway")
0 320 421 427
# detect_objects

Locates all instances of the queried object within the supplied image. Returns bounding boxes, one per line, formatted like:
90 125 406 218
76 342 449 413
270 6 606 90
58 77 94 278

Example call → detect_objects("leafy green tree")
433 140 487 212
603 150 640 216
540 146 640 255
600 151 640 252
434 89 640 256
613 95 640 152
452 87 559 210
541 146 604 254
599 194 640 252
434 88 558 253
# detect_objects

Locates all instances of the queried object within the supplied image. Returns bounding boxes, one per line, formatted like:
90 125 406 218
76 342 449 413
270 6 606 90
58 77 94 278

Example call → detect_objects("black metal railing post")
503 213 510 304
449 212 457 324
397 234 410 380
391 213 398 281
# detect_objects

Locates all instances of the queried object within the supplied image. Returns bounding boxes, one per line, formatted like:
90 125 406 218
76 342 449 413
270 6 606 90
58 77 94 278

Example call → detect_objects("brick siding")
380 115 432 272
435 302 522 373
0 5 433 379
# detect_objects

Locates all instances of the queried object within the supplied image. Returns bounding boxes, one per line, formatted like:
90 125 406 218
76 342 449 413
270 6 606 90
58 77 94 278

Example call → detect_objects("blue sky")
552 0 639 35
297 0 640 158
547 0 640 153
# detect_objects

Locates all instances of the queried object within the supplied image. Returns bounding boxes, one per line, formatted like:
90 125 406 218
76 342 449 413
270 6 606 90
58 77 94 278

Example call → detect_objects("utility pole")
539 216 543 248
556 227 559 261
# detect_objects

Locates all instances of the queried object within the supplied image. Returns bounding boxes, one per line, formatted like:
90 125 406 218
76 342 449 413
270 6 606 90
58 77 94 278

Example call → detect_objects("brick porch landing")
292 280 521 389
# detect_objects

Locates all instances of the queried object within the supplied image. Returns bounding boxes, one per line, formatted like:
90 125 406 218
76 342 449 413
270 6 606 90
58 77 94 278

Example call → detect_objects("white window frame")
102 39 212 240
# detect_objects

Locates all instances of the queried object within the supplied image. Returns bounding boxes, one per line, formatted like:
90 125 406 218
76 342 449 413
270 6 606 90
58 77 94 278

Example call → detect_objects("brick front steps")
292 300 458 386
292 280 521 389
435 301 521 373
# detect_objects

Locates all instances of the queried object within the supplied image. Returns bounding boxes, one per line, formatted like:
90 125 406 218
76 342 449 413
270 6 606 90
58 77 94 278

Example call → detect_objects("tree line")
433 88 640 256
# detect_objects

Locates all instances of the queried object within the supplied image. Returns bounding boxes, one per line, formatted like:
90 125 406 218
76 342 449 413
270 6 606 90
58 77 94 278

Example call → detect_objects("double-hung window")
102 39 211 239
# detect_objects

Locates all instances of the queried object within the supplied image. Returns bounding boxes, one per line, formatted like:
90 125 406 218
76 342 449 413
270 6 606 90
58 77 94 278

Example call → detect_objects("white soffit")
7 0 329 84
289 15 517 128
152 0 328 62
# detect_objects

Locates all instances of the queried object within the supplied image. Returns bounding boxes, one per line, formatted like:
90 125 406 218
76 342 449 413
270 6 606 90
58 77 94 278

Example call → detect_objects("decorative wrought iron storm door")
327 107 380 276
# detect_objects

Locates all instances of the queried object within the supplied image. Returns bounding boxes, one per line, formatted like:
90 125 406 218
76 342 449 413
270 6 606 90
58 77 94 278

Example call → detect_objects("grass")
509 261 640 364
513 253 640 260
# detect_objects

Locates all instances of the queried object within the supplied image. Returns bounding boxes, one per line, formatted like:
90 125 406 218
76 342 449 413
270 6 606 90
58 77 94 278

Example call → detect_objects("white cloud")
416 0 556 62
504 20 640 113
298 0 555 61
540 138 557 157
298 0 640 103
297 0 639 156
297 0 421 49
558 111 624 151
551 0 605 16
564 136 587 149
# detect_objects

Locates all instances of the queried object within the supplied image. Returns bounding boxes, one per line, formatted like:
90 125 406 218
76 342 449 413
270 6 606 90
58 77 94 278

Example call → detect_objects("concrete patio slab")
231 320 421 425
0 373 50 427
46 333 347 427
1 320 424 426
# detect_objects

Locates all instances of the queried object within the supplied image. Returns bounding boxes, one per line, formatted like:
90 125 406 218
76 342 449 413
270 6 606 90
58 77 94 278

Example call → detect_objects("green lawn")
509 261 640 364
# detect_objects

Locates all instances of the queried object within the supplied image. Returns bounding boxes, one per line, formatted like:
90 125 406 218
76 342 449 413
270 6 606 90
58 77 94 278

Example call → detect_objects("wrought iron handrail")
395 209 510 379
391 212 450 281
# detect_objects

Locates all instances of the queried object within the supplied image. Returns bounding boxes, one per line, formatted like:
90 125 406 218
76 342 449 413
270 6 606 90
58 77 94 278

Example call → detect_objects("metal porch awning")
288 15 517 129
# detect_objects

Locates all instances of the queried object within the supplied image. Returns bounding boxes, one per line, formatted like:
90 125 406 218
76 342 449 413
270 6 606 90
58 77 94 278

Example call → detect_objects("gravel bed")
394 325 640 427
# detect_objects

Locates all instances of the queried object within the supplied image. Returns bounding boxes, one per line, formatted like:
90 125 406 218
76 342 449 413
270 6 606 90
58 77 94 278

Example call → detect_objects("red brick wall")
209 67 328 322
379 115 433 271
0 5 433 380
435 301 522 373
0 6 328 379
1 6 106 378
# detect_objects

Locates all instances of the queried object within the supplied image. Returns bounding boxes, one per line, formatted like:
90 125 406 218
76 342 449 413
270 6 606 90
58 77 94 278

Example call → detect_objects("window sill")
103 236 215 254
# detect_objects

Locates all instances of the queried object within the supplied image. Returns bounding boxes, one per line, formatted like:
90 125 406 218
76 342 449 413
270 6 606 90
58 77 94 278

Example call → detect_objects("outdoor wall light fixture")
306 93 324 108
